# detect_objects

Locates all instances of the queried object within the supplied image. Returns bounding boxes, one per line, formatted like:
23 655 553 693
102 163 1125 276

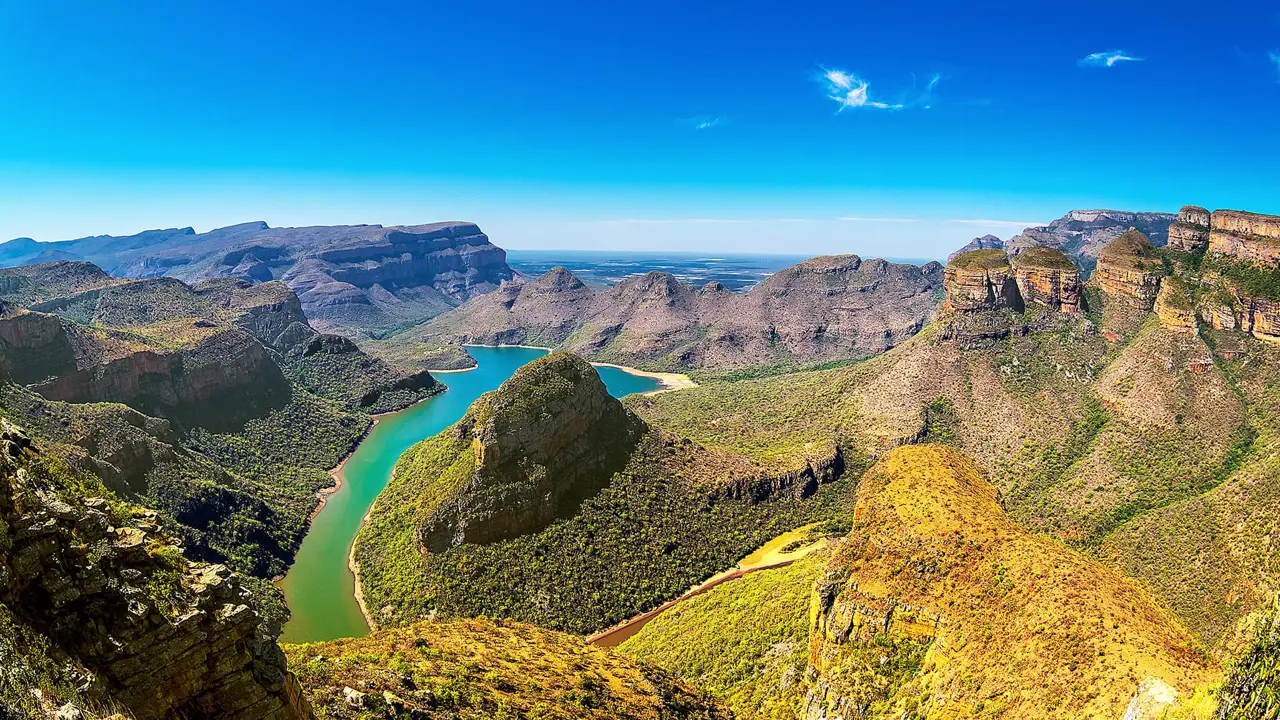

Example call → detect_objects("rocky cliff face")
942 249 1018 312
417 353 646 551
803 446 1217 719
399 254 943 372
1004 209 1176 275
1209 210 1280 267
1010 247 1081 312
1155 277 1197 334
0 222 515 338
1168 206 1212 252
0 421 308 719
1093 230 1166 310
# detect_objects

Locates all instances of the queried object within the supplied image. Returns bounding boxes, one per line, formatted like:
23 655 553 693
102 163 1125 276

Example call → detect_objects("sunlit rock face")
1208 209 1280 267
1094 230 1166 311
1167 206 1211 252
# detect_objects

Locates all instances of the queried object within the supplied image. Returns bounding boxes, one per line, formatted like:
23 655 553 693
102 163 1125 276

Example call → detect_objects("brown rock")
1209 209 1280 266
1167 205 1210 252
943 249 1018 312
1094 230 1166 310
1154 277 1196 334
1009 247 1081 312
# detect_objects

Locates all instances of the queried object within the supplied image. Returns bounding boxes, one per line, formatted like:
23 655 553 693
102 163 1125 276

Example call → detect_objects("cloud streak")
818 67 941 111
1271 51 1280 80
1078 50 1143 68
681 115 723 130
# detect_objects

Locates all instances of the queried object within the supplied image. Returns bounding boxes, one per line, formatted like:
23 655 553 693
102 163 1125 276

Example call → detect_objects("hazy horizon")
3 1 1277 256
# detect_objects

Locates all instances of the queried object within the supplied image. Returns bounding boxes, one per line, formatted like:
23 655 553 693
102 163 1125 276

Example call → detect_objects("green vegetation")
950 248 1010 271
285 618 730 719
1098 229 1164 273
1204 253 1280 302
357 426 860 635
1011 246 1077 271
919 396 961 447
619 551 827 719
1215 597 1279 719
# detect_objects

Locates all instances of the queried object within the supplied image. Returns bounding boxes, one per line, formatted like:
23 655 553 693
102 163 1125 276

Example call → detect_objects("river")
279 345 663 643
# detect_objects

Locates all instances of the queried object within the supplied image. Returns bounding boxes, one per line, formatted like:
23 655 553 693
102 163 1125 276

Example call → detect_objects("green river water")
279 346 662 643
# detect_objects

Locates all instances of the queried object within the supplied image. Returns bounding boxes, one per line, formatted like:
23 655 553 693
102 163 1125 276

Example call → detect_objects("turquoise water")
279 346 661 643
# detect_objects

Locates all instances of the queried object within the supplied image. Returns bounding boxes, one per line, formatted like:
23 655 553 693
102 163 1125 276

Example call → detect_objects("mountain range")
0 205 1277 719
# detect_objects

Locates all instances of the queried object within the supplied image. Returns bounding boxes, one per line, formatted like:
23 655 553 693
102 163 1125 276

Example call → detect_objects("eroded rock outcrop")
1168 206 1211 252
1209 210 1280 267
1155 276 1197 334
417 352 646 551
1010 246 1081 312
0 421 309 719
1094 230 1166 310
942 249 1019 312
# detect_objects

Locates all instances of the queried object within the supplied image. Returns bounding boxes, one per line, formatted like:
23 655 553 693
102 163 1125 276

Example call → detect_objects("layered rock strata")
1168 206 1211 252
942 249 1019 312
1209 210 1280 267
1155 277 1197 334
1010 246 1081 312
1094 230 1166 310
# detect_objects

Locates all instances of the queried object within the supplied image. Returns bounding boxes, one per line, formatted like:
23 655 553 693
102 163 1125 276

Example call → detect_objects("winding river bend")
279 346 663 644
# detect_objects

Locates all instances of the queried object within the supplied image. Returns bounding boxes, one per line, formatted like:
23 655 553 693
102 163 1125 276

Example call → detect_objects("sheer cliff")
0 222 515 338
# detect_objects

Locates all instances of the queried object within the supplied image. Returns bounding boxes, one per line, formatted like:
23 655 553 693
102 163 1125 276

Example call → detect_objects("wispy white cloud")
1270 50 1280 80
681 115 724 130
1078 50 1143 68
818 67 942 111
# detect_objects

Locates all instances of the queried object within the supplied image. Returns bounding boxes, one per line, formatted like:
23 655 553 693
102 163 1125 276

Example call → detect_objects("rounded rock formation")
1009 247 1081 312
943 249 1020 312
1094 230 1166 310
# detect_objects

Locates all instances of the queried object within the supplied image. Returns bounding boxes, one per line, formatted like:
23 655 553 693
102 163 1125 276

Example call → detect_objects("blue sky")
1 0 1278 259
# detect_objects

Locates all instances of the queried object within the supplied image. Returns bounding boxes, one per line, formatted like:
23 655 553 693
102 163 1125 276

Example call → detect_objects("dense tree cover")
356 428 861 635
1215 596 1280 720
619 550 828 719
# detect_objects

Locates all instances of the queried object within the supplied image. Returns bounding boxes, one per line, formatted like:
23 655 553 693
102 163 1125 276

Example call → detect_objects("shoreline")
461 343 697 394
349 507 377 632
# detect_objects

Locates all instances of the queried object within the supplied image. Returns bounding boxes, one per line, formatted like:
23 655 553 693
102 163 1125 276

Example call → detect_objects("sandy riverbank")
462 343 697 394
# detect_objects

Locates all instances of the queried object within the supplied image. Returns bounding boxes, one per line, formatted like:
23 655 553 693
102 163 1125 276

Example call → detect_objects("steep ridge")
354 352 859 635
632 225 1265 658
0 421 308 719
803 446 1216 719
1006 208 1176 275
389 254 944 374
285 618 730 719
0 263 441 578
0 222 515 338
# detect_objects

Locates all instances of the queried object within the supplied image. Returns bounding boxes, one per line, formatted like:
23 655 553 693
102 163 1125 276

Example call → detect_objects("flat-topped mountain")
1005 209 1175 275
390 254 943 374
0 221 515 337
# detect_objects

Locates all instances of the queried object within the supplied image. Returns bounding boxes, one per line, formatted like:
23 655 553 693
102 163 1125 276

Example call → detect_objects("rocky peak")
947 234 1004 263
417 352 646 551
1168 205 1211 252
1010 247 1082 312
943 249 1019 312
1094 230 1166 310
535 266 587 292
